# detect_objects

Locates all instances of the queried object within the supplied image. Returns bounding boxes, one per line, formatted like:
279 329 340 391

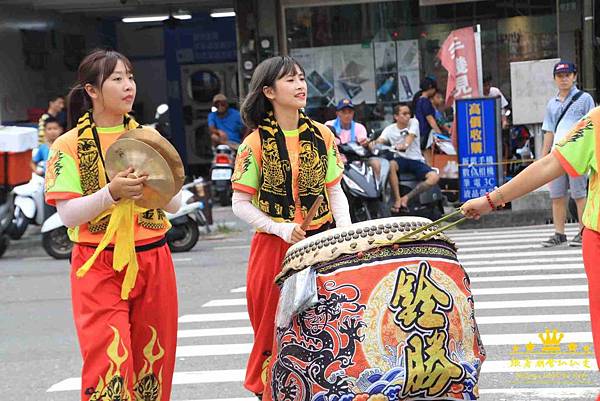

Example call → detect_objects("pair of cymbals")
105 127 185 209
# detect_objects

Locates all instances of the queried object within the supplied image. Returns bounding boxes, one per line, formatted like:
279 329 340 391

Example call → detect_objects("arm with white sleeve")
56 186 182 228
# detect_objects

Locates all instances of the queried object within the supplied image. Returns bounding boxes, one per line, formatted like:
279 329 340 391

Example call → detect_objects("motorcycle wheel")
0 235 9 258
8 207 28 240
42 227 72 260
168 217 200 253
218 190 231 207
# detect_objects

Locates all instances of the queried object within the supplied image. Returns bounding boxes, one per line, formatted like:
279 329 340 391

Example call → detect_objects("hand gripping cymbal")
105 138 176 209
119 127 185 191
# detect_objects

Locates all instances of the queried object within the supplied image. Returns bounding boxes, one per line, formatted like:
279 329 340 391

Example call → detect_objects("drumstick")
300 195 324 231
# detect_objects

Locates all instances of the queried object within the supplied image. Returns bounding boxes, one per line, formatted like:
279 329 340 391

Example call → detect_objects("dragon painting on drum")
266 217 486 401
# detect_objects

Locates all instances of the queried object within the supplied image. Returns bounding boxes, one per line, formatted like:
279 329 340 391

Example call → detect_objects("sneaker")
569 231 583 247
541 233 567 247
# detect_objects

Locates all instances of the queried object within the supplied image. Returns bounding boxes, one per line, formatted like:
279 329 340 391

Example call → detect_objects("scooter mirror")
156 104 169 116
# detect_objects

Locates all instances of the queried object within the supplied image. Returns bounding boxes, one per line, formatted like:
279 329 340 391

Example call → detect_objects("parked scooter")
9 173 45 240
0 191 15 257
40 177 211 259
373 144 445 220
337 140 391 222
211 144 235 206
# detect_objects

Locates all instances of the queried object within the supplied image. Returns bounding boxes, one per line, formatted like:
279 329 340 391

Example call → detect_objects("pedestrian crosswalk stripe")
173 332 593 347
448 226 578 238
482 358 597 372
178 327 253 338
203 299 248 307
203 290 590 306
476 313 590 325
465 264 582 273
471 273 586 282
176 343 252 357
454 235 580 247
481 331 592 345
476 298 589 309
473 285 588 296
462 257 581 267
230 286 247 293
178 312 249 323
48 370 247 392
478 387 599 398
459 249 582 260
47 358 599 392
458 244 583 253
175 399 254 401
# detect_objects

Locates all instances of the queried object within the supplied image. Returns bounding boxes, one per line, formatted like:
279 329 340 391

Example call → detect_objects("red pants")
244 233 290 395
583 228 600 365
71 240 178 401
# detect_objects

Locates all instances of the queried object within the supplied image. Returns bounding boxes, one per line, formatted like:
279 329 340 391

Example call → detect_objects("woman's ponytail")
66 85 91 130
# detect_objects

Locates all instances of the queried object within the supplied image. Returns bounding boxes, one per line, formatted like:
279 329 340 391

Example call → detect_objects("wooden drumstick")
300 195 324 231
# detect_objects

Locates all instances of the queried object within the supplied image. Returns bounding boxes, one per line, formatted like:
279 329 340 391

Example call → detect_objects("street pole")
582 0 596 99
474 24 483 97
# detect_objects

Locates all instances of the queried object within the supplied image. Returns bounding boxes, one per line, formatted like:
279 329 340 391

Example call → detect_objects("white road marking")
176 343 252 357
476 313 590 325
476 298 589 309
481 331 592 345
459 249 582 260
178 312 249 323
473 285 588 296
471 273 587 282
177 327 253 338
203 298 247 307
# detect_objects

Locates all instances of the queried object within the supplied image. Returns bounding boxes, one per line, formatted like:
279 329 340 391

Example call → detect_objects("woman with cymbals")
44 49 182 401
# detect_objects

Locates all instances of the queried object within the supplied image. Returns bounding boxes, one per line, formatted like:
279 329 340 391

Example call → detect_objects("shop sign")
456 97 501 202
438 26 481 105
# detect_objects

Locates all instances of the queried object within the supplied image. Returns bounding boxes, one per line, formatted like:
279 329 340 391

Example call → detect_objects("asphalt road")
1 207 597 401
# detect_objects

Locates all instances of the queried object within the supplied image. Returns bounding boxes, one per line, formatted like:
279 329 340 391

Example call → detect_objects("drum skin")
266 218 486 401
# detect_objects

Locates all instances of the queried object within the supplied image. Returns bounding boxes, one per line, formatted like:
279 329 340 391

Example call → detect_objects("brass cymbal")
105 138 175 209
120 127 185 191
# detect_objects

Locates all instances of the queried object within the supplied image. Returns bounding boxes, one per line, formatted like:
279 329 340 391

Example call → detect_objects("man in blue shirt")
541 61 595 247
208 93 246 148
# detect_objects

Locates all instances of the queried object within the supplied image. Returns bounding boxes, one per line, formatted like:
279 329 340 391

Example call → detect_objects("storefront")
236 0 598 128
277 0 563 127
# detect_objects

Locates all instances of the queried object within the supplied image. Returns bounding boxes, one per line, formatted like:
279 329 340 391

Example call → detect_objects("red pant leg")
129 244 178 401
244 233 290 395
71 245 135 401
583 228 600 365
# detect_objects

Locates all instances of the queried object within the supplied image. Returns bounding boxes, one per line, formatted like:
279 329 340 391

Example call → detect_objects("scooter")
211 144 235 206
9 173 45 240
373 144 445 220
337 141 391 222
40 178 211 259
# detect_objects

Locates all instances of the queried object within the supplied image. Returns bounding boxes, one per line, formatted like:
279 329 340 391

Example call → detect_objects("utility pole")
582 0 596 99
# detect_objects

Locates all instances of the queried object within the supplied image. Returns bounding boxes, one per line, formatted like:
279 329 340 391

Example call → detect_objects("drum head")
105 138 176 209
276 216 455 285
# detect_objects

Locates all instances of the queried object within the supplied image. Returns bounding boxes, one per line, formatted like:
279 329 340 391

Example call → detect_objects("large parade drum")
267 217 485 401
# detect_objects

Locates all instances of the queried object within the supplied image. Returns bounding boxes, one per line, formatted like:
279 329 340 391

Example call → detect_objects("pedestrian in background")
231 55 351 399
38 94 65 144
32 116 63 176
539 61 594 247
413 77 443 164
208 93 246 148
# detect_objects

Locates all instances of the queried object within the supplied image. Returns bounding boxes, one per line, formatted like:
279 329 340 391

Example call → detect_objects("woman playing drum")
231 55 352 398
45 49 181 401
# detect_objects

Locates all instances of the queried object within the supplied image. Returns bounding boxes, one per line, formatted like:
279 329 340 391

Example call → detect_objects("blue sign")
456 97 501 202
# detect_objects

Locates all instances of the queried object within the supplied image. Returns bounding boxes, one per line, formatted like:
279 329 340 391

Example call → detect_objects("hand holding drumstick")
290 195 324 244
